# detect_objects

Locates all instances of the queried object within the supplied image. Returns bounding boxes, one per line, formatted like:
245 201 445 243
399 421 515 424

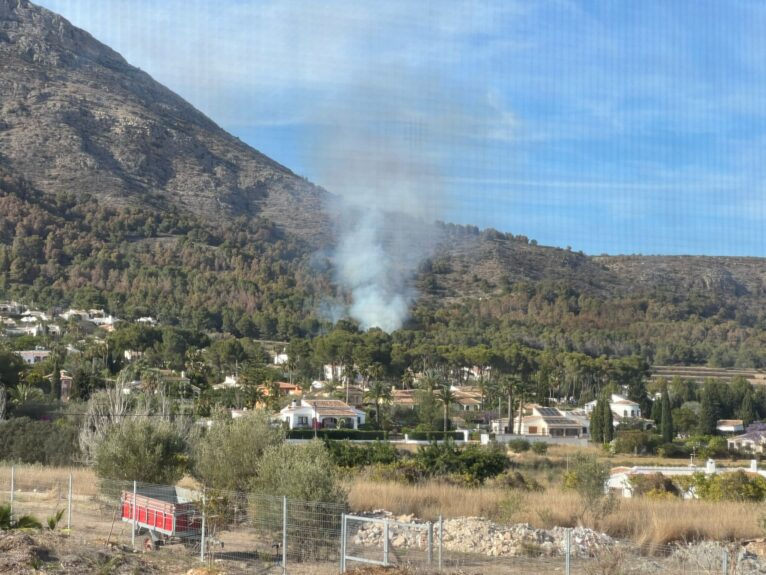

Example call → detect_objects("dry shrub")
349 478 763 547
347 479 506 520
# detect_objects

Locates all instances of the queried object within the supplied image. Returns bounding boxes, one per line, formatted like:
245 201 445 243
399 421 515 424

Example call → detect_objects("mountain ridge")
3 0 766 366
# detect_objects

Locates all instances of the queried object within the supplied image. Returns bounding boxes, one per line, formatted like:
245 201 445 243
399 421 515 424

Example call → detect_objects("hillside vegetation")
2 0 766 367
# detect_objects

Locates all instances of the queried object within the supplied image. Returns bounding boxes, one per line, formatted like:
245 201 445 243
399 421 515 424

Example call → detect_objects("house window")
631 410 635 417
297 416 309 426
529 426 538 434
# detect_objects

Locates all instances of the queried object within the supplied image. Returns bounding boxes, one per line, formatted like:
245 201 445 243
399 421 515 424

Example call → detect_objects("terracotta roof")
315 409 359 417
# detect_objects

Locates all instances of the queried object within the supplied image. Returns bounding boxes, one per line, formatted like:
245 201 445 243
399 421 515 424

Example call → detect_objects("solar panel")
537 407 560 416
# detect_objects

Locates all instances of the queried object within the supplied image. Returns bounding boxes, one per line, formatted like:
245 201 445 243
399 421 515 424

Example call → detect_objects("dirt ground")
0 530 199 575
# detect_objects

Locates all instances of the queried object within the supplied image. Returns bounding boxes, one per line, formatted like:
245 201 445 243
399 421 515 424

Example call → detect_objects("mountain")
0 0 330 244
3 0 766 366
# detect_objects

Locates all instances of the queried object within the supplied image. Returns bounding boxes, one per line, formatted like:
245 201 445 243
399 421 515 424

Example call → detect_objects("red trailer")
121 486 202 550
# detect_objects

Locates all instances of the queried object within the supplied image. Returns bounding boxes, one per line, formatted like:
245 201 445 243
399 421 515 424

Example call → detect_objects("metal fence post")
427 521 434 565
438 515 443 572
131 480 137 548
383 519 390 566
340 514 347 573
282 496 287 574
565 527 571 575
9 465 14 520
67 474 72 530
722 548 728 575
200 489 206 562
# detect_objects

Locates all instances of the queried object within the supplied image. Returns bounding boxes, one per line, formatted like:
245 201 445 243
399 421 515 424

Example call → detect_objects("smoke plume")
315 75 449 332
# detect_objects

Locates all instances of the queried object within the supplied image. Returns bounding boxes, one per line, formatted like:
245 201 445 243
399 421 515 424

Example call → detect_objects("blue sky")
38 0 766 256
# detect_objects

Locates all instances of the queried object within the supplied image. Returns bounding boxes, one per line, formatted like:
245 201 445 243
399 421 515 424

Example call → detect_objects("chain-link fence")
0 466 762 574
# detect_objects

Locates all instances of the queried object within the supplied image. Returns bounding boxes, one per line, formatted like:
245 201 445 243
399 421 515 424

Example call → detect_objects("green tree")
698 383 719 435
0 350 26 388
563 453 616 519
252 441 347 504
95 419 188 484
590 400 603 444
193 410 285 491
435 384 455 432
365 379 392 427
660 383 674 443
602 400 614 443
740 389 756 427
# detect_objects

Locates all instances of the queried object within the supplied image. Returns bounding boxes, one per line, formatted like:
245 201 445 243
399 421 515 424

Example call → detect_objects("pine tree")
602 399 614 443
660 383 674 443
740 390 756 427
590 400 603 444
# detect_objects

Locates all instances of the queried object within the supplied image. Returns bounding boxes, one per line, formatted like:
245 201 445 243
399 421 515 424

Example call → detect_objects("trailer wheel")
144 536 156 552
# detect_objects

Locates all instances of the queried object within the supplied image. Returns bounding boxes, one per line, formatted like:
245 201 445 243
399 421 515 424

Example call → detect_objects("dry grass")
0 463 99 496
348 478 766 547
348 480 507 520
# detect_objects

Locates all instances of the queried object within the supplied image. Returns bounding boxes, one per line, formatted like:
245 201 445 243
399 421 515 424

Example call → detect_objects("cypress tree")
602 399 614 443
590 400 603 444
698 385 718 435
660 383 674 443
740 390 756 427
51 361 61 400
650 398 662 425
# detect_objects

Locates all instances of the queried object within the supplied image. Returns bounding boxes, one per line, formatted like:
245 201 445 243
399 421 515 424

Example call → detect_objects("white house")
60 309 90 321
608 459 765 498
716 419 744 434
322 364 363 384
279 399 366 430
212 375 241 390
7 324 44 337
16 349 51 365
508 405 585 437
22 310 50 322
136 316 158 325
0 301 23 315
90 315 120 331
727 423 766 453
123 349 144 362
585 394 642 419
274 349 289 366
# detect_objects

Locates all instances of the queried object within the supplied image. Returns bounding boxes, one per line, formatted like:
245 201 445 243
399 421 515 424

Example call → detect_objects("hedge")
406 431 464 441
287 429 387 440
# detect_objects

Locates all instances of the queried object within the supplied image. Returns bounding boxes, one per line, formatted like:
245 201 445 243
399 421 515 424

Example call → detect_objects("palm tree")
435 385 455 433
244 384 266 410
9 383 45 407
0 503 42 530
365 379 392 427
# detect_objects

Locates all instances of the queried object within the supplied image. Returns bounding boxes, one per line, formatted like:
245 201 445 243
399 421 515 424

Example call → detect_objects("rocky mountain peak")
0 1 331 243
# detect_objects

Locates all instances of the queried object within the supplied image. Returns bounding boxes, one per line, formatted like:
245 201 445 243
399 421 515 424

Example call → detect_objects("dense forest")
4 167 766 368
0 170 330 339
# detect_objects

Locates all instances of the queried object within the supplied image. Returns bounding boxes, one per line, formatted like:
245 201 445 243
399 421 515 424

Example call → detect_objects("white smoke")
313 70 513 332
333 210 413 331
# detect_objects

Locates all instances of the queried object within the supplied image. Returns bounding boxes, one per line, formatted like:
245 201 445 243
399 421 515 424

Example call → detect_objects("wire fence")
0 466 763 574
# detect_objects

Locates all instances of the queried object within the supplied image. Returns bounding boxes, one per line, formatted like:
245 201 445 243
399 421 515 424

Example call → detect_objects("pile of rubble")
351 512 615 558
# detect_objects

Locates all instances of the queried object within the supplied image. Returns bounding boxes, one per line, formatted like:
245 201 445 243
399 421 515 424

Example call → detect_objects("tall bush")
193 409 284 491
95 418 188 484
0 417 80 465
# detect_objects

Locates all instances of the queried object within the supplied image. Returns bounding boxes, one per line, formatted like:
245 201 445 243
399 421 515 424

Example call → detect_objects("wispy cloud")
35 0 766 255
